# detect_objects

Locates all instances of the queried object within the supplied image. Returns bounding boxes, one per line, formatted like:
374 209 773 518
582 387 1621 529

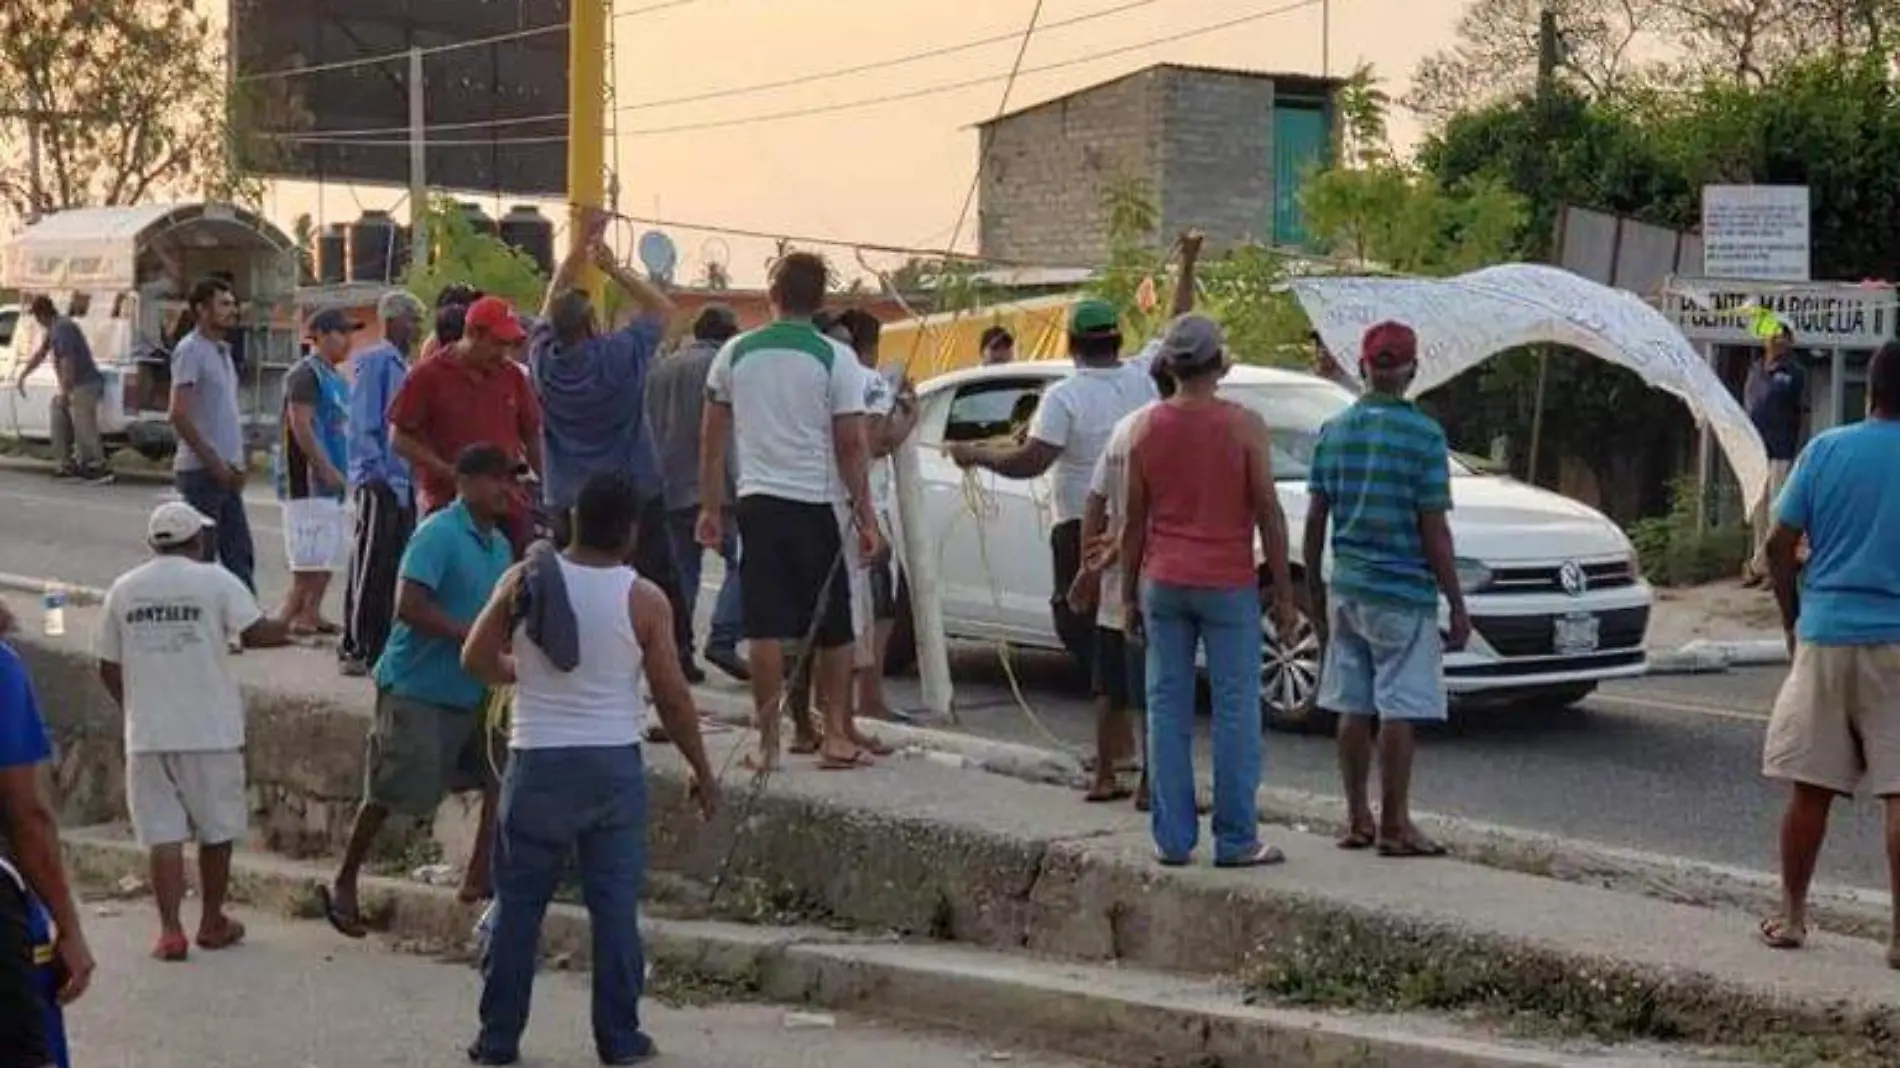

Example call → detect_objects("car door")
917 374 1058 645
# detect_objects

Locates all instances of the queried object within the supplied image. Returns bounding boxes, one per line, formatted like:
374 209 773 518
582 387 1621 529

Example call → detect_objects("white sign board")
1701 185 1810 281
1663 279 1895 349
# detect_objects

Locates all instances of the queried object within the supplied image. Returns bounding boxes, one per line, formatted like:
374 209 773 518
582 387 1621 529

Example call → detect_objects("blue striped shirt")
1307 394 1452 611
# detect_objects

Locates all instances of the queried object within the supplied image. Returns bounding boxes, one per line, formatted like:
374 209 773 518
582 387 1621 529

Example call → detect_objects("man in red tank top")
1120 314 1297 869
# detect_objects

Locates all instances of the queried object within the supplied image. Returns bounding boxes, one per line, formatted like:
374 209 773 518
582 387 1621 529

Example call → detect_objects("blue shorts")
1318 596 1446 722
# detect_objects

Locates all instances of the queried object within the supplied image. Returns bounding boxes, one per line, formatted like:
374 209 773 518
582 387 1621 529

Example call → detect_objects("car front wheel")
1263 583 1331 734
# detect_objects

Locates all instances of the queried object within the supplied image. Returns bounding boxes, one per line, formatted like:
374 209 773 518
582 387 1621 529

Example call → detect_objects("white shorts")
283 496 349 573
127 750 248 847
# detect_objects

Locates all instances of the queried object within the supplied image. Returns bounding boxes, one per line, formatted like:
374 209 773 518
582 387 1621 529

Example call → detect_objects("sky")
259 0 1470 287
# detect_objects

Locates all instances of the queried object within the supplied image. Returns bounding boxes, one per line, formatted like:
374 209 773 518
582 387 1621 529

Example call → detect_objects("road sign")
1663 279 1894 349
1700 185 1810 282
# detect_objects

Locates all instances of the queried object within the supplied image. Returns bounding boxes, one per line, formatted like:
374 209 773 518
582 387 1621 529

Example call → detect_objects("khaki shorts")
127 750 248 847
1763 643 1900 796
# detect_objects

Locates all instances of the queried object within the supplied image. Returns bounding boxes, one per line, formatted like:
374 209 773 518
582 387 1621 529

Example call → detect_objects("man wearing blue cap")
277 308 358 635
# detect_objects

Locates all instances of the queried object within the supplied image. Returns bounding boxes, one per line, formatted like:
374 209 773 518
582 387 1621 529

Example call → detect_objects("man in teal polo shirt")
322 445 516 938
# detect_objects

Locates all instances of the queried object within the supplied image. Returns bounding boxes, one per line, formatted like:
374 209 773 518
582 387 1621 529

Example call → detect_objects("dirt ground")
1647 579 1783 650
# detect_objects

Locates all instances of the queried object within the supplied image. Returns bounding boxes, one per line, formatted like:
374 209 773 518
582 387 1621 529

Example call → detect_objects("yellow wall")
879 295 1078 379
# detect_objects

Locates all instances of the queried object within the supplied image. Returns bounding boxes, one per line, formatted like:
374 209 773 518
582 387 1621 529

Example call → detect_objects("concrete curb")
0 572 106 606
683 686 1892 943
60 829 1734 1068
0 452 174 485
1647 638 1790 675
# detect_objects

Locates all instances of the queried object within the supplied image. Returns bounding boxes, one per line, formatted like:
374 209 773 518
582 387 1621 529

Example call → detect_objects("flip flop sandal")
1376 838 1449 858
1154 850 1192 867
1336 829 1377 851
738 752 780 775
317 884 368 940
197 918 246 951
818 749 877 771
787 739 822 756
152 932 190 962
1759 916 1806 950
1084 785 1134 804
1216 843 1287 869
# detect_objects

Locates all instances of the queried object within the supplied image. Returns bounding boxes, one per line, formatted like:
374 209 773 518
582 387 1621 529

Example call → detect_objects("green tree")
0 1 285 215
402 197 548 312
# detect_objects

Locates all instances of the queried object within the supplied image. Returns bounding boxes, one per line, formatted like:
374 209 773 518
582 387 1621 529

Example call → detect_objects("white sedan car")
889 360 1652 729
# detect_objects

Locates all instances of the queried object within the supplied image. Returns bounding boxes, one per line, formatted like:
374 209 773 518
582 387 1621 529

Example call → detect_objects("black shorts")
868 559 897 622
1093 626 1147 712
738 495 853 648
0 875 50 1068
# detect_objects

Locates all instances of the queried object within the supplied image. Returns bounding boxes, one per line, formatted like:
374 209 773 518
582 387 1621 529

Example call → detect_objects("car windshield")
1219 381 1473 481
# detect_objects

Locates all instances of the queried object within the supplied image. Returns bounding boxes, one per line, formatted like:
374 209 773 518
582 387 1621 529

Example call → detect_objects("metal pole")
567 0 608 291
407 47 427 272
1321 0 1330 76
1526 348 1550 486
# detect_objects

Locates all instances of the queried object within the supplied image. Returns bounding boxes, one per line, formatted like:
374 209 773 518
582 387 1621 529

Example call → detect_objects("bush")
1627 478 1751 587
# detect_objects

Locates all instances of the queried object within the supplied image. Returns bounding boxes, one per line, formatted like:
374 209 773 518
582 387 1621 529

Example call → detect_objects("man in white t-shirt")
1069 362 1173 806
699 253 882 773
949 233 1201 689
95 502 289 961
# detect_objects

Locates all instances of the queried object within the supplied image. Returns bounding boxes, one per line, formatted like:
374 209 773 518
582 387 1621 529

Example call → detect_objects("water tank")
348 210 399 283
458 200 499 239
389 225 413 281
500 205 555 275
317 224 348 285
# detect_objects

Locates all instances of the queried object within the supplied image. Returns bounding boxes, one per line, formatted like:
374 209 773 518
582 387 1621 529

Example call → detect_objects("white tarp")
1290 263 1770 513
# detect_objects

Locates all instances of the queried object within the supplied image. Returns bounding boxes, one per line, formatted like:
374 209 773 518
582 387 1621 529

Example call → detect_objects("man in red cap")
1302 321 1468 859
390 295 544 555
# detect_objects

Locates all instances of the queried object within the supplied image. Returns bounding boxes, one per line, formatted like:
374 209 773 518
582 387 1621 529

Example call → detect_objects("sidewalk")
16 611 1898 1064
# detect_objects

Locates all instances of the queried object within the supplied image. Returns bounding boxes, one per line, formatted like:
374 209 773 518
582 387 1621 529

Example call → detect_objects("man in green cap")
950 232 1202 774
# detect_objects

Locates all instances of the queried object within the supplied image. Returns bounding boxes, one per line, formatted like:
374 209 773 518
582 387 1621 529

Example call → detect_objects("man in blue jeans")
1303 321 1469 858
646 305 747 681
169 276 256 591
462 472 719 1065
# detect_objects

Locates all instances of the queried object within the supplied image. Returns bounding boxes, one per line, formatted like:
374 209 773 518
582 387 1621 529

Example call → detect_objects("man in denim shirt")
341 290 425 675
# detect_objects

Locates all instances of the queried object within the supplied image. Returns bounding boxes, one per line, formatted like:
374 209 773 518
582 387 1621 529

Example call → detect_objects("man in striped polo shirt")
1302 321 1469 859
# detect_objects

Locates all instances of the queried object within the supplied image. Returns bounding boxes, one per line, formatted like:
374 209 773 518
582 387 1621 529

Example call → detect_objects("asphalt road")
1 464 1883 893
65 906 1091 1068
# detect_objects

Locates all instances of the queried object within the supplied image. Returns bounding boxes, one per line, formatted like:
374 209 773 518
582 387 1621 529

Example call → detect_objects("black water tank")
390 225 413 281
348 210 399 283
317 223 347 285
500 205 555 275
458 201 499 239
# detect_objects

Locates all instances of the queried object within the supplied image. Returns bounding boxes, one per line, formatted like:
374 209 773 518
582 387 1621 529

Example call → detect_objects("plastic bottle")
472 900 497 957
42 585 66 638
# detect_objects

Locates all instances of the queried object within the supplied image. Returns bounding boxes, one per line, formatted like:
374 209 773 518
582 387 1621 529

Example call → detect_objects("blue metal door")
1273 105 1330 247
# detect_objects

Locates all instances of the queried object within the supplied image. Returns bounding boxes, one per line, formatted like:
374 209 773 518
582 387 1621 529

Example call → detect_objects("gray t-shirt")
171 330 245 472
645 338 732 513
48 318 103 391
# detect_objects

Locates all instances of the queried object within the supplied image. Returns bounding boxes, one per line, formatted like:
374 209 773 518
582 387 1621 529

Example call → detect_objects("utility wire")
250 0 1164 142
235 0 695 83
265 0 1325 145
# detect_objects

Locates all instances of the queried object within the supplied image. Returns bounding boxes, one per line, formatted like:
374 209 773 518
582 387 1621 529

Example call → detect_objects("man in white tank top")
461 471 718 1066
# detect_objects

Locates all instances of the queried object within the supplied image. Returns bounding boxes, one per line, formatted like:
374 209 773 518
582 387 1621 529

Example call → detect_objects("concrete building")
976 64 1342 267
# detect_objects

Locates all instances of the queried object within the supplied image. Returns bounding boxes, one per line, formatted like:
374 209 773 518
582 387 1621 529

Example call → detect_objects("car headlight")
1454 558 1493 593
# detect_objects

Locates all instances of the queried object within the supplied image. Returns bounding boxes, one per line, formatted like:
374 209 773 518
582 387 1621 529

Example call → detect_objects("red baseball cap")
1361 321 1418 371
465 296 527 343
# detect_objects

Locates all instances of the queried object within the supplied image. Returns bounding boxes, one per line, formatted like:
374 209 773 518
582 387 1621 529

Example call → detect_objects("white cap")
148 501 213 548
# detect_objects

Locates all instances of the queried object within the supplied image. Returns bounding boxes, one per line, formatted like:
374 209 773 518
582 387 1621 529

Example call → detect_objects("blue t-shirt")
1775 419 1900 645
374 501 513 711
1307 394 1453 612
0 642 53 861
530 314 666 511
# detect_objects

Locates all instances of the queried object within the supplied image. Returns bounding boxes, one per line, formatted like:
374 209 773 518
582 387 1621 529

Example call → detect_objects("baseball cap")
377 289 425 321
307 308 363 336
1068 299 1120 335
1360 321 1418 371
148 501 213 548
1156 313 1225 371
465 296 527 343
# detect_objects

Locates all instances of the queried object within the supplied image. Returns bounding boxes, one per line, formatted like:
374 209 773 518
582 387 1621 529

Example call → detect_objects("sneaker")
51 465 80 481
599 1033 659 1064
704 646 750 683
82 467 116 486
339 657 369 678
465 1043 518 1066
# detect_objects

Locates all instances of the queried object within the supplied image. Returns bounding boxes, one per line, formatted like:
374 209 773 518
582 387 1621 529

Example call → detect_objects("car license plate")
1553 612 1600 654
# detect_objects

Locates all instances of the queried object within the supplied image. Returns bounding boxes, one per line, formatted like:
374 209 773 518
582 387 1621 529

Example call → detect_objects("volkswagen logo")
1558 560 1588 597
